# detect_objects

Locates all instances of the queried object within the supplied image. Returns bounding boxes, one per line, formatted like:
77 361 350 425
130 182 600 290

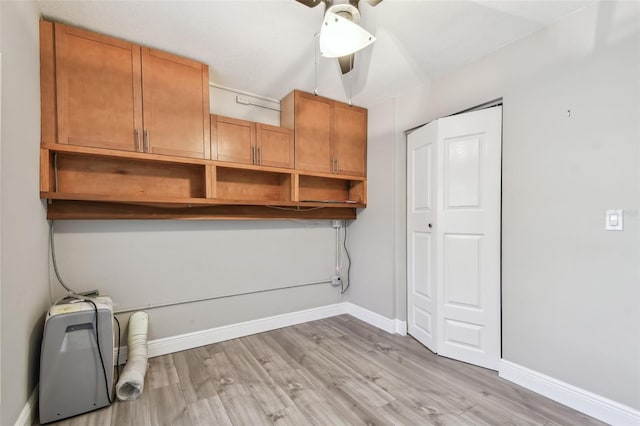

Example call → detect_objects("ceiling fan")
295 0 383 74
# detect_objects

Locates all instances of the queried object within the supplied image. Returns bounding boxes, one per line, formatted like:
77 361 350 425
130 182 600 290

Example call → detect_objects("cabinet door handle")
331 158 335 173
252 146 256 164
135 128 141 152
257 147 262 165
335 158 339 173
144 129 150 153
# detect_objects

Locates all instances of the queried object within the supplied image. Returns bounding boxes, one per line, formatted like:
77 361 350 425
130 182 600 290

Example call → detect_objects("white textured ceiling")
36 0 589 108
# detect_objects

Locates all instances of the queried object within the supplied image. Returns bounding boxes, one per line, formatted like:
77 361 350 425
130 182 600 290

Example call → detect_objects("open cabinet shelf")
215 167 293 203
50 153 207 199
40 144 365 220
297 174 366 205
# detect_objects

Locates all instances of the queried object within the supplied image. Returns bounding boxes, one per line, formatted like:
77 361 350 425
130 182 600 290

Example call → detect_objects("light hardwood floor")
40 315 603 425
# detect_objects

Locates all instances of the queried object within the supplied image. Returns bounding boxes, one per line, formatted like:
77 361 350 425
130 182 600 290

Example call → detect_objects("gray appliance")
39 297 114 424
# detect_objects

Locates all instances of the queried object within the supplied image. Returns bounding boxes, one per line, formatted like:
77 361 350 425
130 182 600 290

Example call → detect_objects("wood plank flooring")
39 315 604 425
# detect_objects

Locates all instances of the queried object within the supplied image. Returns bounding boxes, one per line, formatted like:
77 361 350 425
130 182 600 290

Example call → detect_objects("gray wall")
1 0 3 411
347 86 433 320
0 1 52 424
51 220 341 340
389 1 639 409
50 84 343 342
346 99 397 317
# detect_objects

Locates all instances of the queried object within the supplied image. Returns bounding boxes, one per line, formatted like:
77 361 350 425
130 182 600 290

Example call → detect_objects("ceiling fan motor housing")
326 1 361 24
304 0 379 74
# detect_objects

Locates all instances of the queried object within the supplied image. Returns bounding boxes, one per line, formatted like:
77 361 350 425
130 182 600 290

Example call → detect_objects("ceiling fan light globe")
319 11 376 58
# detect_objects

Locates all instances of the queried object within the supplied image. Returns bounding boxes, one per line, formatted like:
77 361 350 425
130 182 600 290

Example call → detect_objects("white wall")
383 1 639 410
0 2 51 424
209 85 280 125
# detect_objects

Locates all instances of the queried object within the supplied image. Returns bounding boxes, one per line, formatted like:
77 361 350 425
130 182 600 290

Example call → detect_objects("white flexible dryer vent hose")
116 311 149 401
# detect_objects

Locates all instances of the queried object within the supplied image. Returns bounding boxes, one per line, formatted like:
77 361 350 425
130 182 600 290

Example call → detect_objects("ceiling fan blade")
294 0 323 8
338 54 355 75
362 0 384 6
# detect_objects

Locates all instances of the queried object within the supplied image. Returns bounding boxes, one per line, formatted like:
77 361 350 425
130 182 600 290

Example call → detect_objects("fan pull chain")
314 33 319 96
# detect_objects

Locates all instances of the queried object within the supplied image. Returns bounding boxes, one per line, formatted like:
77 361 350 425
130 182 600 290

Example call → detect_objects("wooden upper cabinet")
333 102 367 176
212 115 255 165
43 21 210 159
256 123 293 168
211 115 293 168
54 23 143 151
281 90 366 176
282 91 333 174
141 48 210 159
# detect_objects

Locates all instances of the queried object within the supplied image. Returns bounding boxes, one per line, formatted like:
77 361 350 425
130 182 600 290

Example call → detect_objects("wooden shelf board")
41 192 366 209
297 201 365 208
212 161 294 175
42 143 208 166
46 200 357 220
295 170 366 181
42 143 366 182
42 191 212 206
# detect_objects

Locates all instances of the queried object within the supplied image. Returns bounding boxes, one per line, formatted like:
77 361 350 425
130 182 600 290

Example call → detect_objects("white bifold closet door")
407 106 502 370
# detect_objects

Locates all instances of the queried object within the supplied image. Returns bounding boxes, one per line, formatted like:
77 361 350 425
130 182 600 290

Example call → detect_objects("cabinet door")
294 92 333 173
55 24 143 151
212 116 255 165
333 102 367 176
141 48 210 159
256 124 293 168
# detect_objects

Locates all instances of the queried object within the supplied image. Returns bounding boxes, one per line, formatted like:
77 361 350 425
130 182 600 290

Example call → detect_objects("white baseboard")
344 302 401 335
395 319 408 335
14 385 38 426
149 302 347 358
499 359 640 426
114 302 406 363
115 303 348 363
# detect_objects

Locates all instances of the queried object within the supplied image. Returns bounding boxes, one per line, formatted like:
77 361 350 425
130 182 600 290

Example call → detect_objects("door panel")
141 48 210 159
436 106 502 370
414 307 434 338
334 103 367 176
443 319 483 350
256 124 293 168
444 135 481 208
213 116 255 165
412 145 432 210
413 232 432 299
294 92 333 173
443 234 482 308
55 23 142 151
407 122 438 352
